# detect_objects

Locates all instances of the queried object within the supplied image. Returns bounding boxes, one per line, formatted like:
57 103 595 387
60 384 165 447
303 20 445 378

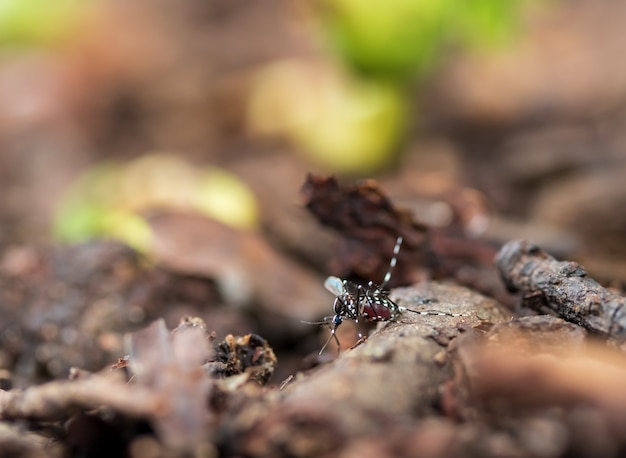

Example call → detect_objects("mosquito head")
320 276 353 355
331 314 343 330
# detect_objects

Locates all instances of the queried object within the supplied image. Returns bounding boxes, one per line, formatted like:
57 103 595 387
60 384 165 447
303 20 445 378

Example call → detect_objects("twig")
495 240 626 340
0 373 161 421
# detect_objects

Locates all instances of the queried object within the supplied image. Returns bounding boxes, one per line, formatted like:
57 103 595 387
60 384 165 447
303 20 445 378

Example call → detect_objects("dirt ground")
1 0 626 457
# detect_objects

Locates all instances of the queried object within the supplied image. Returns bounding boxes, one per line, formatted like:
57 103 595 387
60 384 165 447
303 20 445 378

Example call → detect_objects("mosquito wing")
324 276 346 296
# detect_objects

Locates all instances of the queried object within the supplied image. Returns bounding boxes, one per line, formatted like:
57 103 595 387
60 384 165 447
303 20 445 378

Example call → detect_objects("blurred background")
0 0 625 384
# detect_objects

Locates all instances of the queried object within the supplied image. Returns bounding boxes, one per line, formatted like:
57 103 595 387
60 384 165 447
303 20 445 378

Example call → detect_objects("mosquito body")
317 236 468 355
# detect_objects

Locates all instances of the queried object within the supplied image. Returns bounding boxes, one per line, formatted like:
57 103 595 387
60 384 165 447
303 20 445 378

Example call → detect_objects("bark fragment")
301 175 506 305
208 333 277 384
301 174 432 286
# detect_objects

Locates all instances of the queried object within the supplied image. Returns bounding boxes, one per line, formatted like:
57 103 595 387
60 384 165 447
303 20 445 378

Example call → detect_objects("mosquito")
313 236 468 355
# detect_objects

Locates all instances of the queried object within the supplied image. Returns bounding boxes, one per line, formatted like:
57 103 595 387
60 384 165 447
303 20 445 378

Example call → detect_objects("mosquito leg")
319 328 341 355
380 235 402 290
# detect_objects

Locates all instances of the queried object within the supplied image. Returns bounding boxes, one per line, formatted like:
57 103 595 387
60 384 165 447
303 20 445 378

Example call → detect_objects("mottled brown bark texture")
216 282 508 458
496 239 626 341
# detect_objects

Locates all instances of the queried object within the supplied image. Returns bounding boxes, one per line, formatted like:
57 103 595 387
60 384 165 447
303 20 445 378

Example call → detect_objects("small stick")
0 374 161 421
496 240 626 341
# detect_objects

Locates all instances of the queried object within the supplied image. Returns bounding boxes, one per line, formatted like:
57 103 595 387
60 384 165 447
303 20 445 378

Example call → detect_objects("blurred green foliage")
247 61 407 174
318 0 447 80
452 0 524 48
317 0 527 80
54 154 259 252
0 0 85 47
249 0 535 174
291 79 406 173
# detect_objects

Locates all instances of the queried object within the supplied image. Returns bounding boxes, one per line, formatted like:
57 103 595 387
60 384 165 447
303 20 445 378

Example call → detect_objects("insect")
316 236 468 355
